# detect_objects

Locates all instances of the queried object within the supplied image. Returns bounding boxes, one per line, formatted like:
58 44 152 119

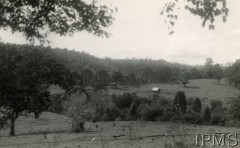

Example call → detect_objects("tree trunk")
10 117 16 136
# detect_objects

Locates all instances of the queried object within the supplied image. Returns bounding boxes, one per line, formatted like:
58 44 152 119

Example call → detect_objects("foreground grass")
1 112 240 148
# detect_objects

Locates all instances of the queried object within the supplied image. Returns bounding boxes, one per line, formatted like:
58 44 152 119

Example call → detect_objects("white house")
152 87 160 92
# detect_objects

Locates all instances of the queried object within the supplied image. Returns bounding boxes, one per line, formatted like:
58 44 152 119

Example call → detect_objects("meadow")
1 112 240 148
0 79 240 148
109 79 239 104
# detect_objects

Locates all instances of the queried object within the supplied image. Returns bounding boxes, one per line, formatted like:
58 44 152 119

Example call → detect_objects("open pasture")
1 112 240 148
109 79 240 103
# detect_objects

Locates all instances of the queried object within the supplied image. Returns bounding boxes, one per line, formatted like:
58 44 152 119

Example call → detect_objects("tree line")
0 43 240 136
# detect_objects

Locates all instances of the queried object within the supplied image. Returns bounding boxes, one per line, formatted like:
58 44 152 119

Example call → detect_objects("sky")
0 0 240 65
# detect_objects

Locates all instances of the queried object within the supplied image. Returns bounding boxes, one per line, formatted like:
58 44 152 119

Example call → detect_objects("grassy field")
1 79 240 147
2 112 240 148
109 79 240 104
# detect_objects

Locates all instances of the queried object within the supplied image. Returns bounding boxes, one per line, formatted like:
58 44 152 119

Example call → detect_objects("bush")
115 117 122 121
157 107 174 122
173 91 187 115
151 96 171 109
210 99 223 112
202 107 211 124
228 96 240 121
64 93 95 132
120 108 130 121
183 107 202 124
210 113 226 126
192 97 202 114
91 91 113 121
0 116 8 130
128 102 138 120
103 104 121 121
143 108 163 121
114 93 133 109
186 97 195 106
48 94 64 114
137 103 151 120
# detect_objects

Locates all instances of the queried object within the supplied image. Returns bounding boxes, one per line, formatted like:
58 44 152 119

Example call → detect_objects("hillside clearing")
109 79 240 103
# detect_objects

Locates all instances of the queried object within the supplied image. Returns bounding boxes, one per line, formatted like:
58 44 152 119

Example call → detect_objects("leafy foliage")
0 0 115 44
0 43 75 135
114 93 134 109
161 0 229 34
173 91 187 115
81 69 94 87
64 89 95 132
202 106 211 124
192 97 202 114
92 70 110 91
111 71 124 84
228 96 240 121
179 70 190 87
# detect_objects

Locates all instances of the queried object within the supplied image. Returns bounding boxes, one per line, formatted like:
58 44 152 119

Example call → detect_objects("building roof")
152 87 160 91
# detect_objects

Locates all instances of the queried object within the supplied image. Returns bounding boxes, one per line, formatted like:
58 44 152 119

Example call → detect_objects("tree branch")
0 108 9 116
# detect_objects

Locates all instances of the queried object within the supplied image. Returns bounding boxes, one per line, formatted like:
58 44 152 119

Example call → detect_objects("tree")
81 69 94 87
90 91 112 121
156 66 172 82
0 0 115 44
192 97 202 114
124 73 137 85
141 67 153 83
0 0 229 44
228 59 240 87
189 68 201 79
204 58 214 78
228 96 240 121
114 93 133 109
63 87 95 132
92 70 110 91
202 106 211 124
179 70 189 87
172 67 181 81
212 64 223 83
0 44 75 136
173 91 187 115
111 71 124 84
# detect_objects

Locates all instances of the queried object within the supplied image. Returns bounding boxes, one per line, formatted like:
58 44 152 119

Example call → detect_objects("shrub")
143 108 163 121
228 96 240 121
114 93 133 109
151 96 171 109
120 108 130 121
115 117 122 121
48 94 64 114
173 91 187 115
91 91 113 121
157 107 174 122
103 104 121 121
186 97 195 106
210 99 223 112
202 107 211 124
128 102 139 120
64 92 95 132
140 97 151 105
137 103 151 120
0 116 8 130
192 97 202 114
183 107 202 124
210 113 226 126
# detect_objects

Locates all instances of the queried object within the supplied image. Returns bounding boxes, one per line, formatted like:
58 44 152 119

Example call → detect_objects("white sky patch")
0 0 240 65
